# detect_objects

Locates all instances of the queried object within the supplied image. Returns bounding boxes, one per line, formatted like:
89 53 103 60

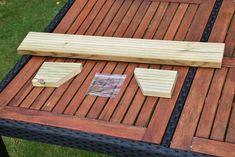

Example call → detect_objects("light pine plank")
32 62 83 87
134 68 178 98
18 32 225 68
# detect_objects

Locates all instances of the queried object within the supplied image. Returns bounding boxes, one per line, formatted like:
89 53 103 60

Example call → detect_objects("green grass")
0 0 112 156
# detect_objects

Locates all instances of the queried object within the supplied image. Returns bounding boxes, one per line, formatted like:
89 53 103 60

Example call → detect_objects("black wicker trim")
0 119 211 157
0 0 75 93
161 0 223 147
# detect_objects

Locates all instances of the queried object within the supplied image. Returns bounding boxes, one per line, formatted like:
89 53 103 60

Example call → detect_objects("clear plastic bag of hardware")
87 73 126 98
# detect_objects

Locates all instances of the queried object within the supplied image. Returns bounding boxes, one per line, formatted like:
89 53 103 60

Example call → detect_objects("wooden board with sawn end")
134 68 178 98
32 62 83 87
18 32 225 68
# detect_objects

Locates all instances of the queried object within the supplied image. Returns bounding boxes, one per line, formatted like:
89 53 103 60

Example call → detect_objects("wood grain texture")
0 106 146 141
149 0 202 4
210 68 235 141
196 68 228 138
32 62 82 87
191 137 235 157
134 68 178 98
223 57 235 68
170 0 233 150
226 102 235 143
18 32 225 68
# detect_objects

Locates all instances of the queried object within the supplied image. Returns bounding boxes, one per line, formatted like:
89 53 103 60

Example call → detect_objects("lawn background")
0 0 111 156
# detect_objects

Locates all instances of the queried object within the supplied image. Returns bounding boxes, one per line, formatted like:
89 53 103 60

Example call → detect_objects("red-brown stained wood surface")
150 0 202 4
226 102 235 143
171 0 235 155
192 137 235 157
0 0 230 148
1 106 145 141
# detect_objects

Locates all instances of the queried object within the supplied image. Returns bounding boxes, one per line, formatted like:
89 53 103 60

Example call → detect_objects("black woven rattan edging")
161 0 223 147
0 119 211 157
0 0 75 93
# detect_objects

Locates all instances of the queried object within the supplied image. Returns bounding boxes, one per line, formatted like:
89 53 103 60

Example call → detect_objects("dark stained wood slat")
164 3 188 39
205 0 234 45
99 63 138 121
113 0 143 37
85 0 116 35
144 2 169 39
20 87 44 108
143 66 188 143
7 78 34 107
151 0 202 4
0 57 45 108
95 0 125 36
194 0 235 139
134 65 160 127
222 57 235 68
110 64 149 123
191 137 235 157
122 65 159 126
153 3 179 39
123 65 166 126
171 68 214 150
54 0 88 33
19 58 64 109
226 102 235 143
196 0 235 141
122 0 151 37
67 0 98 34
76 0 106 34
196 68 228 138
174 4 198 40
134 1 160 38
0 106 146 141
53 61 106 113
104 0 134 37
185 0 216 42
171 0 233 150
224 13 235 57
210 68 235 141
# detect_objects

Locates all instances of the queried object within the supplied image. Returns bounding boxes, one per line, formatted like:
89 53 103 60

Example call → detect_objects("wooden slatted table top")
0 0 234 156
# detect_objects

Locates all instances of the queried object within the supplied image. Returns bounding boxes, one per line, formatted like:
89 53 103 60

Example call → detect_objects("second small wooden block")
134 68 178 98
